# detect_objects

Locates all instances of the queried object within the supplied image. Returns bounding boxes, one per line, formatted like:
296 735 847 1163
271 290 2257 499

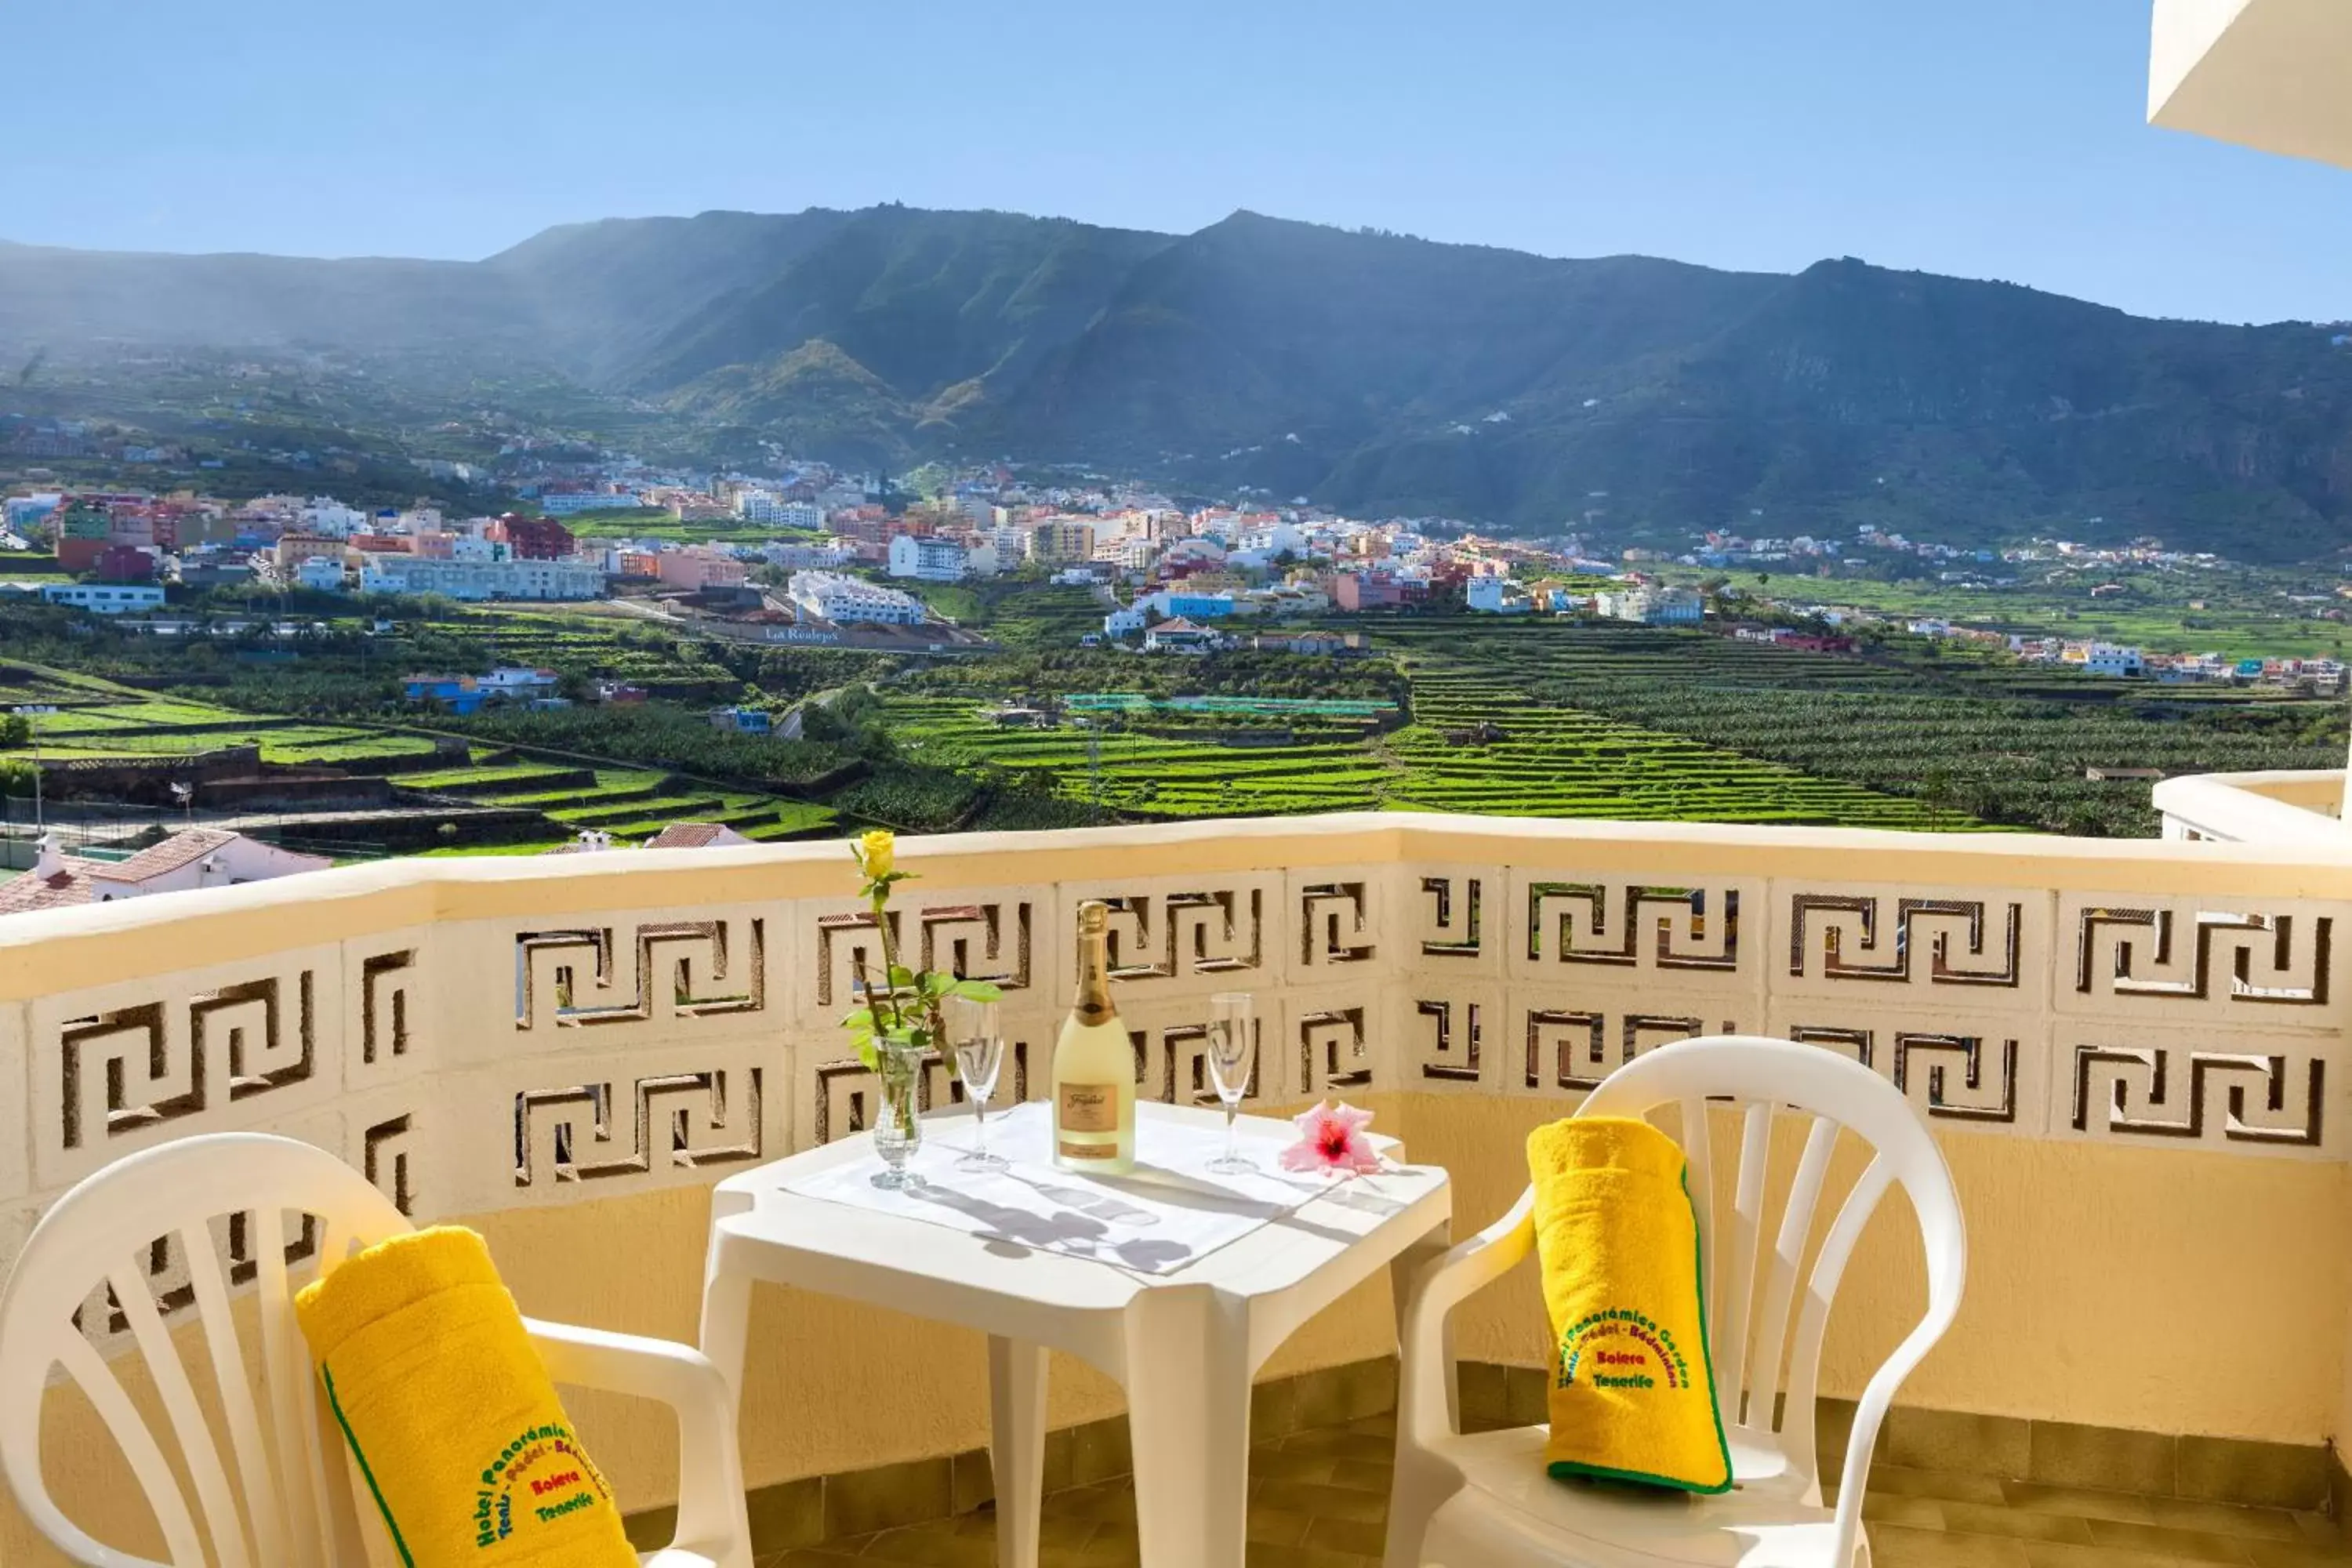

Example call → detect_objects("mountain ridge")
4 204 2350 560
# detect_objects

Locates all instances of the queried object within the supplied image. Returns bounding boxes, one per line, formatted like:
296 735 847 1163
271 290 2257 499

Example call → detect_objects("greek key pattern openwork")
363 1113 418 1215
2070 1044 2326 1149
2075 908 2333 1008
516 920 764 1029
1419 876 1485 959
1298 883 1375 968
1299 1007 1373 1095
1526 884 1740 972
1524 1009 1737 1093
1100 889 1268 985
59 974 317 1154
514 1067 764 1185
1789 896 2024 987
1415 999 1485 1083
1787 1025 2020 1123
360 950 416 1065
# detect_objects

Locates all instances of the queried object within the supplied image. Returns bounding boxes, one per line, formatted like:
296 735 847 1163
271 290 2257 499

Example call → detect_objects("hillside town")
2 457 2347 695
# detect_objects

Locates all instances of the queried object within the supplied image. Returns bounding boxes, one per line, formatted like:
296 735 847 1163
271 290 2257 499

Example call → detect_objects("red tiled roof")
96 828 241 884
645 822 749 849
0 862 93 915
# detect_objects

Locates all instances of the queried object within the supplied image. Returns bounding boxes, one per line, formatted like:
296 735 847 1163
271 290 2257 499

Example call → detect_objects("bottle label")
1058 1083 1119 1134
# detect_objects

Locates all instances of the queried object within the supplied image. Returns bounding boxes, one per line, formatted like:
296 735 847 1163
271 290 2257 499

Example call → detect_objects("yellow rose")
858 829 895 880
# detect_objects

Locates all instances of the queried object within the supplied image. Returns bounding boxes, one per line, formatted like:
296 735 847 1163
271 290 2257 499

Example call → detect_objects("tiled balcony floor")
763 1414 2352 1568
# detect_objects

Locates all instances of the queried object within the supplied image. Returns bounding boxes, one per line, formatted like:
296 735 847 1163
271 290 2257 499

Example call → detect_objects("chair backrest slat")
1678 1095 1718 1321
1711 1101 1773 1419
252 1207 328 1568
0 1134 411 1568
181 1219 285 1568
1745 1112 1840 1447
53 1328 198 1566
105 1254 256 1568
1780 1152 1894 1476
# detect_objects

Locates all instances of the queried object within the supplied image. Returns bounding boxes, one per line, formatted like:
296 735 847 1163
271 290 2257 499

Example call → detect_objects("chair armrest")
1398 1186 1537 1450
524 1317 752 1567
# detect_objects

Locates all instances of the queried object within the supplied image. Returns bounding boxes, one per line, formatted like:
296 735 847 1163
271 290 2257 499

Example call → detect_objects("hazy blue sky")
5 0 2345 324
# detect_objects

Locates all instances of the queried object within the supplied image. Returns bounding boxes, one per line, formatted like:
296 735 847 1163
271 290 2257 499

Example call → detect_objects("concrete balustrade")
5 810 2352 1563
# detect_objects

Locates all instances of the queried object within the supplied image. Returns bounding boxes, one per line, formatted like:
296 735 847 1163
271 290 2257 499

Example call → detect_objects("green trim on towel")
1679 1161 1737 1494
1546 1163 1736 1495
1548 1455 1731 1491
322 1363 416 1567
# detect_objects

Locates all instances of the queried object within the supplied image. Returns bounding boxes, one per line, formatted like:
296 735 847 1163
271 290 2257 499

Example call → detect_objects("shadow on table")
889 1178 1198 1272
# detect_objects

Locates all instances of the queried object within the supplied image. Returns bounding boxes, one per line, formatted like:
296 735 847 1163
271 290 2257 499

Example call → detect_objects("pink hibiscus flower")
1279 1102 1381 1176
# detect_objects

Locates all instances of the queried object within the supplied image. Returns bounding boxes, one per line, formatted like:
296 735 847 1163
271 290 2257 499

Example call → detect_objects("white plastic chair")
0 1133 753 1568
1387 1035 1966 1568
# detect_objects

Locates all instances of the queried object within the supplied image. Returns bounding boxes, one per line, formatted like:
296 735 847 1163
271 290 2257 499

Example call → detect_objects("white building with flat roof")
787 570 923 626
40 583 166 614
887 535 970 582
361 555 604 602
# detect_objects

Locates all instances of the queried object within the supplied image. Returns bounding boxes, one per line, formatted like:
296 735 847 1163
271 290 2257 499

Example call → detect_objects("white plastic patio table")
698 1100 1452 1568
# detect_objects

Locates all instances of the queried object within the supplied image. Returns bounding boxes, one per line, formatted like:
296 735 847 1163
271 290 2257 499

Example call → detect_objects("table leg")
698 1238 753 1411
1390 1219 1456 1432
988 1337 1049 1568
1123 1288 1251 1568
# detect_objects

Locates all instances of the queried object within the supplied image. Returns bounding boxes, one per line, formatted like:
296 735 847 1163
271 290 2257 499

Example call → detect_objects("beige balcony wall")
2 814 2349 1563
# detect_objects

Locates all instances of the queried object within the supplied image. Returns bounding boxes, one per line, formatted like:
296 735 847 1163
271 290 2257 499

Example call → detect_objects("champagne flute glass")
944 994 1007 1171
1205 992 1256 1174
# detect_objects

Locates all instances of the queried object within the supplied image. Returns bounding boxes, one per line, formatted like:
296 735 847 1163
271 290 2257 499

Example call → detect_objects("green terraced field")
881 681 1952 826
397 762 581 790
1369 619 2340 834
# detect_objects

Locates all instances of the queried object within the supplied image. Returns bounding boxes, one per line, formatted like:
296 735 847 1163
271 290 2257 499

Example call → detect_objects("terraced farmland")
401 763 837 843
1373 620 2343 835
1389 672 1950 826
884 684 1955 827
0 688 837 846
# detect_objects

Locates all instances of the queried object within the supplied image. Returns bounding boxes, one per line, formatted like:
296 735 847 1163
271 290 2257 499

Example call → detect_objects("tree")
1918 765 1955 831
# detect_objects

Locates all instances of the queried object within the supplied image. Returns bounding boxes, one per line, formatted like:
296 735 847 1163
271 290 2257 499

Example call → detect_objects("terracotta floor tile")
2289 1515 2345 1551
787 1416 2335 1568
1248 1446 1342 1486
1304 1515 1391 1558
2141 1498 2307 1544
1250 1476 1391 1525
1865 1494 1955 1529
1869 1522 2035 1568
1869 1466 2013 1506
2082 1517 2261 1566
1247 1504 1317 1547
1279 1429 1398 1464
2000 1481 2162 1526
1936 1500 2100 1545
1324 1457 1396 1496
854 1524 999 1568
1243 1543 1377 1568
2018 1541 2201 1568
2244 1541 2352 1568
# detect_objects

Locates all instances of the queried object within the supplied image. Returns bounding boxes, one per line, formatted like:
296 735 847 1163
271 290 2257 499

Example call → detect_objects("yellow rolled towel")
1528 1116 1732 1493
294 1226 636 1567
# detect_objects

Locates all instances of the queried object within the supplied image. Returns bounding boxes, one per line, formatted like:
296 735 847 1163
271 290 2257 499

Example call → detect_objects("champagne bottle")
1053 900 1135 1173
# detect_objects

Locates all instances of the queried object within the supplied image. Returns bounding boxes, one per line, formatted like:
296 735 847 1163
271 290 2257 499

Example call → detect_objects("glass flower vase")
870 1042 924 1188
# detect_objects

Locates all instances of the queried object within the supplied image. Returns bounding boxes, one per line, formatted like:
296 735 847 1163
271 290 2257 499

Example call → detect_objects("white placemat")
779 1102 1370 1276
